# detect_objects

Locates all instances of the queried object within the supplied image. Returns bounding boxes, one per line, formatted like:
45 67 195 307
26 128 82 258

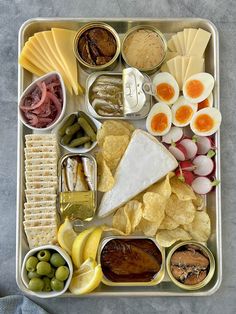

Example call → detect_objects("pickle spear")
58 114 77 136
78 117 96 142
66 123 81 136
69 136 91 147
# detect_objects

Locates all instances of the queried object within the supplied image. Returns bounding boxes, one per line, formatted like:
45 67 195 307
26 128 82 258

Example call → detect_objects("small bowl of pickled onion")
19 72 66 131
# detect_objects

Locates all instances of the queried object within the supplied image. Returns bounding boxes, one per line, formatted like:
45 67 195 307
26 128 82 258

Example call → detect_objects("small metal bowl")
74 22 121 72
166 241 215 291
121 25 167 74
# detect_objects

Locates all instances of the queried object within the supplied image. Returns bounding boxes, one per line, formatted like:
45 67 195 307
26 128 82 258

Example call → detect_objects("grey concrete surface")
0 0 235 313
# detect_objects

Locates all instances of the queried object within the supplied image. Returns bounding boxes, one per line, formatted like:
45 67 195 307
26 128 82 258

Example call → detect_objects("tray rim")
16 17 222 297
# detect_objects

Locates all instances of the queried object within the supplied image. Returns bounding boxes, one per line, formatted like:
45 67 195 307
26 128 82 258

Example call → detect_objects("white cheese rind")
98 130 178 218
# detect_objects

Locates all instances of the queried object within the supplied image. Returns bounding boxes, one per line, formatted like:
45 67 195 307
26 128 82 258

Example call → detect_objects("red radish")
162 127 183 144
175 168 195 185
169 143 187 161
179 160 196 171
194 136 214 155
180 138 198 160
191 177 220 195
193 155 214 176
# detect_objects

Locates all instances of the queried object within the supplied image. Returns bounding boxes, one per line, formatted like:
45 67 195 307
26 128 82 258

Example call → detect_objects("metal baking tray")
16 18 221 297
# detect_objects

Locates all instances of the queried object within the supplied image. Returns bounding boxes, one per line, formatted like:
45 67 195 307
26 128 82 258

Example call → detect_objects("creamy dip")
123 29 165 70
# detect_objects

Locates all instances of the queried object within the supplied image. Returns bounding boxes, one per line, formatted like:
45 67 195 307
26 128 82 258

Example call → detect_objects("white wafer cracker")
25 147 58 154
25 134 57 142
24 212 57 221
26 194 57 202
26 176 58 183
25 158 57 166
25 164 57 173
23 218 57 228
25 188 56 196
25 170 57 177
26 181 58 190
24 225 58 249
25 152 58 160
24 207 56 215
26 140 58 148
24 201 56 209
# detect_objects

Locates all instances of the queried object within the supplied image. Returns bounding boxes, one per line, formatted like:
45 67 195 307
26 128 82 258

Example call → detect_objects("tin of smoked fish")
99 236 165 286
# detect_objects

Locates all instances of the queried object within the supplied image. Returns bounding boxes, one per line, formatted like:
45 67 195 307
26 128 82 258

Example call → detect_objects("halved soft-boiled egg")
152 72 179 105
197 92 213 110
146 102 172 136
190 107 222 136
183 73 214 103
172 96 197 127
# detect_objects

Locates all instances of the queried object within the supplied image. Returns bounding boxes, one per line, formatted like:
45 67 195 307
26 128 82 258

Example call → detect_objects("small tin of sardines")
85 67 152 119
58 153 97 221
166 241 215 290
98 236 165 286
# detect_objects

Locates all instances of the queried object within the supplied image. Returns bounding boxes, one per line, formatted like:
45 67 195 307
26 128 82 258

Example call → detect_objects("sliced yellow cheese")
166 58 176 78
34 31 72 94
28 36 53 70
25 41 52 72
52 28 79 95
160 51 179 72
188 28 211 57
184 56 204 82
181 56 190 87
186 28 198 54
19 55 44 77
183 29 190 51
177 31 185 55
167 38 176 52
174 56 182 88
21 45 52 73
172 34 182 55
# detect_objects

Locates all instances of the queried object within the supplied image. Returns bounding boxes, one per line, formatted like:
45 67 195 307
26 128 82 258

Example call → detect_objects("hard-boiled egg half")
146 102 172 136
172 96 197 127
197 92 213 110
190 107 222 136
153 72 179 105
183 73 214 103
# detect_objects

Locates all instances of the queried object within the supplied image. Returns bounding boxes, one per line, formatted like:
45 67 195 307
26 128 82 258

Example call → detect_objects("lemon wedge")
83 226 103 261
57 217 77 256
72 227 95 268
73 257 97 277
69 258 103 295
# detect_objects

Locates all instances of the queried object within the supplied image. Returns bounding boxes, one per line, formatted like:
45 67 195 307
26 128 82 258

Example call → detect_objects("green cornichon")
58 114 77 136
61 134 73 146
78 111 97 133
69 136 91 147
66 123 81 136
78 117 96 142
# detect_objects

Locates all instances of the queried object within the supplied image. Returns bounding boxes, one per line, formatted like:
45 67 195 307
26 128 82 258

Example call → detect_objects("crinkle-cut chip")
97 120 133 147
165 194 195 225
170 176 196 201
96 152 115 192
159 215 179 230
133 191 145 202
147 172 174 199
103 134 129 162
112 200 143 235
136 218 159 236
105 157 121 171
142 192 165 226
183 211 211 242
156 227 192 247
118 120 136 132
192 194 205 210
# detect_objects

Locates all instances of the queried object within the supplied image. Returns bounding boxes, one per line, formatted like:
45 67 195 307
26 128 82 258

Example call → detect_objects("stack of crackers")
23 134 59 249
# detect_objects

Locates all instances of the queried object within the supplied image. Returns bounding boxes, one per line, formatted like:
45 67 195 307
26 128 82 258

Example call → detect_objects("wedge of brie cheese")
98 129 178 217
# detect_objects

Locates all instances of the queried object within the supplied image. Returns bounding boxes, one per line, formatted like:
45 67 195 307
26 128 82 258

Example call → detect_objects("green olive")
42 277 52 292
27 271 41 279
28 277 44 292
50 253 66 267
37 250 51 262
47 267 56 279
55 266 70 281
26 256 38 272
51 277 64 291
36 261 51 276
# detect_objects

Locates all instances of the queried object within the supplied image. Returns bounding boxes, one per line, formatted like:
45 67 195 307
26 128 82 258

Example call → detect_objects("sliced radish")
175 169 195 185
169 143 187 161
162 127 183 144
193 155 214 176
191 177 212 194
180 138 198 160
179 160 195 171
195 136 212 155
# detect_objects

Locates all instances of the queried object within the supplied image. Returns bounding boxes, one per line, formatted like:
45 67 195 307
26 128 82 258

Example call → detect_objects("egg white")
172 96 197 127
146 102 172 136
152 72 179 105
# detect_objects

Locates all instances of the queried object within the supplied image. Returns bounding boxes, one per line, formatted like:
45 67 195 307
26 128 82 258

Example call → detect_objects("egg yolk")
175 106 194 124
156 83 175 101
198 98 209 110
151 113 168 132
194 114 214 132
186 79 204 98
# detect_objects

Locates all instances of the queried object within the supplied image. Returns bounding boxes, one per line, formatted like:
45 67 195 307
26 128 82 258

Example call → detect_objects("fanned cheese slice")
188 28 211 57
52 28 78 95
21 45 52 73
172 35 182 55
183 29 190 51
186 28 198 54
177 31 185 55
184 56 204 82
166 58 176 77
19 55 44 76
182 56 190 87
98 130 178 218
27 37 53 71
174 56 182 88
167 38 176 52
160 52 179 72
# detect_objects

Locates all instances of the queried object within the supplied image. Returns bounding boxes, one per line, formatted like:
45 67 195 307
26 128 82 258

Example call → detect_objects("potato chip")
159 215 179 230
156 227 192 247
170 176 196 201
137 218 159 236
183 211 211 242
147 172 174 199
165 194 195 225
97 120 133 147
192 194 205 210
142 192 165 227
112 200 143 235
96 152 115 192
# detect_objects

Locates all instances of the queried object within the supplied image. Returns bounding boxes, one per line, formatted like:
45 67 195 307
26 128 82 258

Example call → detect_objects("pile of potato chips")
96 120 135 192
107 173 211 247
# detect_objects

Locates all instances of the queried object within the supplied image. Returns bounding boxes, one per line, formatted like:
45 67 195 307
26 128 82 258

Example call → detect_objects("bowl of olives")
21 245 73 298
